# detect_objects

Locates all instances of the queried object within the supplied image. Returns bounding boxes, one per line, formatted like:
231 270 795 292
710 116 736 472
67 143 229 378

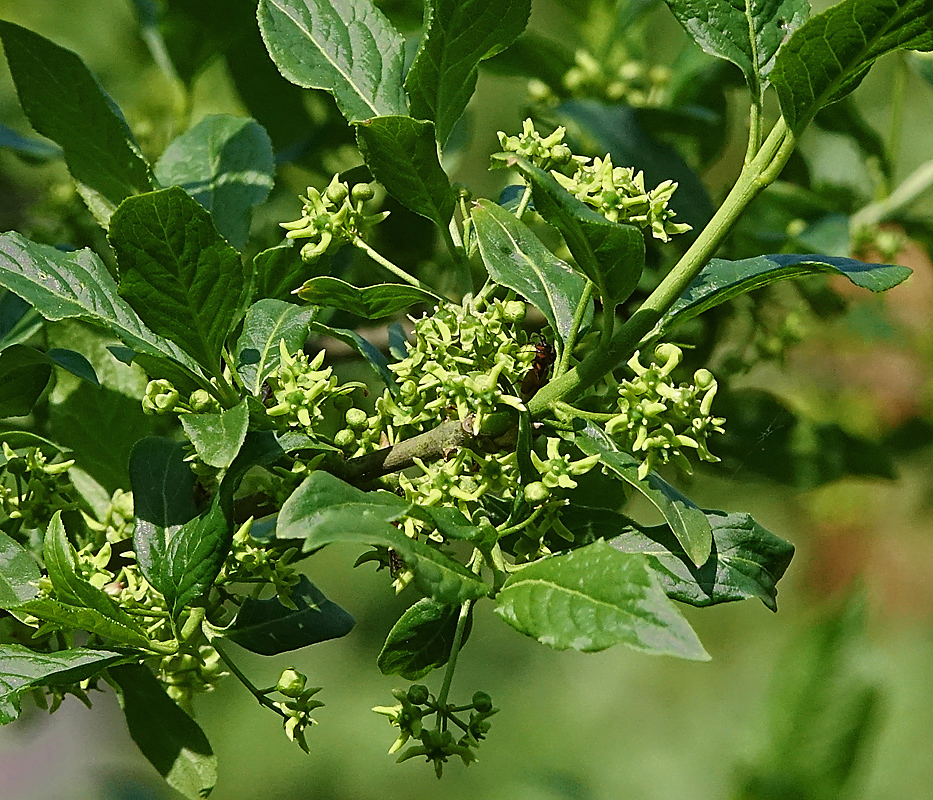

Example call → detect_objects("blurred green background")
1 1 933 799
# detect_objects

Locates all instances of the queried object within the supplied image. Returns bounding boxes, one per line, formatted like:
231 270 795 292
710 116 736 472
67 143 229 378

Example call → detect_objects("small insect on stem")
521 339 556 400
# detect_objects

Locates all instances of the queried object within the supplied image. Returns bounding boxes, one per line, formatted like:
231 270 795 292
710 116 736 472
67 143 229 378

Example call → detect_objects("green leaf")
235 299 315 395
109 186 251 378
378 598 471 680
504 156 645 308
662 0 809 99
42 512 152 643
252 242 314 302
11 597 152 647
355 116 456 227
575 425 712 567
564 507 795 611
277 471 489 604
257 0 408 122
0 531 40 607
295 276 438 319
225 574 355 655
770 0 933 131
714 388 897 487
663 253 913 332
0 21 155 225
309 321 397 392
494 540 708 659
405 0 531 144
155 114 275 251
45 348 99 386
472 199 587 344
0 122 61 162
0 233 203 378
0 645 128 724
0 344 52 418
111 663 217 800
180 401 249 469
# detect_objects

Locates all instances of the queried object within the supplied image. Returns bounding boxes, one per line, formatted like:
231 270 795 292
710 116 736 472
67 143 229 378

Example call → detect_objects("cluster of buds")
265 668 324 754
496 118 574 169
0 444 77 536
605 343 725 479
374 685 497 778
142 382 222 417
265 341 363 435
523 437 600 504
529 50 671 106
159 645 227 713
219 519 301 608
280 175 388 263
553 154 691 241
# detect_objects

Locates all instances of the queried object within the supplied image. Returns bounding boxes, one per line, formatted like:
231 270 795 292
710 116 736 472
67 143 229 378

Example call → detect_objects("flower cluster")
604 343 725 479
0 444 77 538
529 50 671 106
219 518 301 608
264 668 325 754
496 119 575 169
280 175 388 263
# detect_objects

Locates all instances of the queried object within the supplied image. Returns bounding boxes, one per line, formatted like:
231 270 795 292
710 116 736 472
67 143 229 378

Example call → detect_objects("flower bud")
407 684 429 705
472 691 493 713
275 668 307 698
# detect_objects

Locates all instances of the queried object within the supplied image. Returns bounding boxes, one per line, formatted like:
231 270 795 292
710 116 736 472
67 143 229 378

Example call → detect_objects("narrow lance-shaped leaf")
472 199 587 344
0 21 154 225
405 0 531 144
505 155 645 308
575 425 712 567
111 663 217 800
662 253 913 333
295 276 439 319
355 116 456 228
494 540 709 660
770 0 933 131
226 575 355 655
0 233 204 379
109 186 251 379
257 0 408 122
155 114 275 251
234 299 316 395
662 0 809 100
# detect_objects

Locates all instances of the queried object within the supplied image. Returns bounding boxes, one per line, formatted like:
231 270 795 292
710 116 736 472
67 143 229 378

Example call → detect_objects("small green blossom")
496 119 575 169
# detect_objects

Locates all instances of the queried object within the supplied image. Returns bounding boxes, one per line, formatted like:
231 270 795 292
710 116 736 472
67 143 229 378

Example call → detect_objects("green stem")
744 100 763 166
442 217 472 297
212 640 285 717
555 281 596 378
527 116 797 416
514 186 533 219
352 238 436 293
435 600 473 722
851 158 933 228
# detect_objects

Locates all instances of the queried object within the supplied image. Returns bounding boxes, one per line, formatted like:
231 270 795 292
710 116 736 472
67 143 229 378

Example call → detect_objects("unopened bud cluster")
280 175 388 263
0 444 77 536
528 50 671 106
220 519 301 608
605 343 725 479
264 668 324 753
496 119 575 169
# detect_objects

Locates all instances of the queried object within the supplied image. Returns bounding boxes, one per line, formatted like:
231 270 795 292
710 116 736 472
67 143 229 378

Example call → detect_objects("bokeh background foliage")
1 0 932 798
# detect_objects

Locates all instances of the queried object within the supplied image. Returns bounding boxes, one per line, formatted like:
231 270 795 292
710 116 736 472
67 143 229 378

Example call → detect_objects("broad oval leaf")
235 298 316 395
771 0 933 130
0 344 52 418
355 116 456 228
226 574 355 655
276 471 488 604
295 276 438 319
575 425 712 567
0 21 155 225
504 155 645 308
472 199 587 344
663 253 913 332
111 663 217 800
378 598 472 680
0 645 128 724
494 540 709 659
663 0 809 99
0 531 40 607
258 0 408 122
405 0 531 144
155 114 275 251
180 401 250 470
0 233 203 378
109 186 251 379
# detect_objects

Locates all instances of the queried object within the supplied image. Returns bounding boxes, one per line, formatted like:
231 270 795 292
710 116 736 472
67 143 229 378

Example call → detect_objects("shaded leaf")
309 321 397 392
155 114 275 251
575 425 712 566
235 299 315 395
109 186 251 379
0 123 60 162
771 0 933 130
0 21 154 225
111 663 217 800
355 116 456 227
405 0 531 144
472 199 587 344
494 540 708 659
0 531 40 607
257 0 408 122
378 598 471 680
295 276 437 319
253 241 315 302
0 344 52 418
226 575 355 655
